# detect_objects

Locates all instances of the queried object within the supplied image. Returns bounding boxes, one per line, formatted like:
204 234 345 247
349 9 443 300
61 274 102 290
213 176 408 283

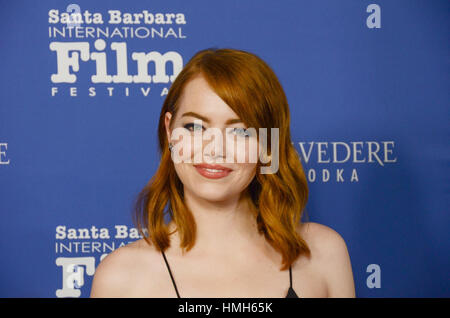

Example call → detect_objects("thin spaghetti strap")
289 265 293 288
286 265 299 298
161 250 181 298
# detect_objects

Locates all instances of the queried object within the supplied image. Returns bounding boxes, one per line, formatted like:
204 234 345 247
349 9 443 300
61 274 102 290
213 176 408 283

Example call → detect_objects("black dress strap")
162 251 298 298
161 250 181 298
289 265 293 288
286 265 299 298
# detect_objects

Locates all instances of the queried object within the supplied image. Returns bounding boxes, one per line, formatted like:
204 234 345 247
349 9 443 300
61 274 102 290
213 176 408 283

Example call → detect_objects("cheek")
171 133 196 162
234 163 257 185
173 163 194 186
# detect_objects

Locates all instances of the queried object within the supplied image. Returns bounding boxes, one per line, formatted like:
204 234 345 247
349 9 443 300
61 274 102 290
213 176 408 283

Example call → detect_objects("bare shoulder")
297 222 348 258
90 238 161 297
297 222 355 297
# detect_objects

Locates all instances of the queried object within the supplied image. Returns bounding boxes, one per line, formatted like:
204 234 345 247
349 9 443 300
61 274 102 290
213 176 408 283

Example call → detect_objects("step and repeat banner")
0 0 448 298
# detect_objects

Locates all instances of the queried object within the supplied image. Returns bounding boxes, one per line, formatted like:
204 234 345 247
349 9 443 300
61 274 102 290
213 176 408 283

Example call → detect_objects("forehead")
177 76 239 121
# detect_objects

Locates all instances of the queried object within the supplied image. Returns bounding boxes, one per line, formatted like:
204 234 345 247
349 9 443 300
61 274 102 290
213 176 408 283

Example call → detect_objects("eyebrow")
181 111 243 125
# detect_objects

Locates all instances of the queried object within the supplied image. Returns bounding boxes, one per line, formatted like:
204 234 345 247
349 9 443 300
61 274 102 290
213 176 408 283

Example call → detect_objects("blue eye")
232 127 251 137
184 123 204 132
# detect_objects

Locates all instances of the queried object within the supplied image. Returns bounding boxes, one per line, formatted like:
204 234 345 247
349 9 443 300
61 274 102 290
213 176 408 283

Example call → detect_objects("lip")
193 163 233 179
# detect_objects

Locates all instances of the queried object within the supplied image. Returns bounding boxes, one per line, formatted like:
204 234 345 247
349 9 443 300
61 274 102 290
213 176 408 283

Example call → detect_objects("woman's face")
165 75 259 202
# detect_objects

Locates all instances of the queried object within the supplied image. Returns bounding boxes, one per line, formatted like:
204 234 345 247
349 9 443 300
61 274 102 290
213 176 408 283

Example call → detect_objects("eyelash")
183 123 252 137
183 123 204 132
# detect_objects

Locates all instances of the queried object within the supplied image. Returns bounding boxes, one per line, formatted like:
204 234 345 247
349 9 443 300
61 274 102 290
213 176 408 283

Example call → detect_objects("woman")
90 48 355 298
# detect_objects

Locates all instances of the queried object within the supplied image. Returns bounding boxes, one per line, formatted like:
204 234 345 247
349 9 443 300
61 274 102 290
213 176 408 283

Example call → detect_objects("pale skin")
90 75 355 298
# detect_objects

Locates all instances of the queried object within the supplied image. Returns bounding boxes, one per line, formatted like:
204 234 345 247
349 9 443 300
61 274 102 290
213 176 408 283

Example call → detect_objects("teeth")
205 168 224 172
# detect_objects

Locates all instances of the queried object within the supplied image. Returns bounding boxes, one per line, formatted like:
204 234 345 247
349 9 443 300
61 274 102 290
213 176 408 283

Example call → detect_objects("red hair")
133 48 310 270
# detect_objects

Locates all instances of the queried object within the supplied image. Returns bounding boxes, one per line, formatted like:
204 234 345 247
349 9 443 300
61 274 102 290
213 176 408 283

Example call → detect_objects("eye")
231 127 251 137
183 123 204 132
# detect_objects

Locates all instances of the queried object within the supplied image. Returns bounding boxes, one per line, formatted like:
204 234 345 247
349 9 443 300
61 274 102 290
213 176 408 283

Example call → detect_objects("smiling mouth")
193 164 233 179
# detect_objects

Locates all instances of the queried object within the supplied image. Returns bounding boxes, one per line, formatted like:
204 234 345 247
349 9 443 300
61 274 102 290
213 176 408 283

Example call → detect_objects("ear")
165 112 173 144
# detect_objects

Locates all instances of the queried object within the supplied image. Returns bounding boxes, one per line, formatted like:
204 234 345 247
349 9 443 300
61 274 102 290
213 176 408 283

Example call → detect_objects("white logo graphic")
56 257 96 297
366 4 381 29
296 141 397 183
55 224 141 297
49 41 182 84
65 4 82 28
366 264 381 288
0 143 10 165
48 8 187 97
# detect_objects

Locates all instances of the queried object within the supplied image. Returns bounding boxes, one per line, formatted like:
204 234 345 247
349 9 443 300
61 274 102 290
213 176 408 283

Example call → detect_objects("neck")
167 186 267 258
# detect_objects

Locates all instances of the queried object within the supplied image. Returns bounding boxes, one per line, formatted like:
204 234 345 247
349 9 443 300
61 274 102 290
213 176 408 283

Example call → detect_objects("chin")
188 183 235 201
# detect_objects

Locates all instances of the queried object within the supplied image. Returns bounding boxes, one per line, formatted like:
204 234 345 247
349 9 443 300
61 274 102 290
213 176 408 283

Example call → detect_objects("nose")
203 128 229 162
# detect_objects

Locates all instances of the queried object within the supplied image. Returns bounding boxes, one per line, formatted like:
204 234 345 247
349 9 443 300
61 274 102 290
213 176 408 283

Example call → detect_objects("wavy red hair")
133 48 310 270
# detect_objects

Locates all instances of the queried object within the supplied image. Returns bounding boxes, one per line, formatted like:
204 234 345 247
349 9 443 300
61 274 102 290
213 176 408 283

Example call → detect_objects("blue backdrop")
0 0 448 298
